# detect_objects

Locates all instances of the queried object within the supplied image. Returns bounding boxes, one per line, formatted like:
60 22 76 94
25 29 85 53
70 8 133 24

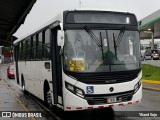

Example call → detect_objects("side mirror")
57 30 64 47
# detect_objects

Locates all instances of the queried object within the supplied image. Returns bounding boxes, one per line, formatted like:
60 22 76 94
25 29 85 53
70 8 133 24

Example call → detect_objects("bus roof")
14 9 134 44
68 8 129 13
14 13 63 44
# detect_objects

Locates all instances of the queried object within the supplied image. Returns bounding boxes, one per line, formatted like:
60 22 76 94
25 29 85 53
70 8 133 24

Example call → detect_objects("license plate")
107 97 117 103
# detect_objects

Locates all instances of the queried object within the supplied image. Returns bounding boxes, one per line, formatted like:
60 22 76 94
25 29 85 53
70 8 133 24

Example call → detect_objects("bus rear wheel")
21 75 28 94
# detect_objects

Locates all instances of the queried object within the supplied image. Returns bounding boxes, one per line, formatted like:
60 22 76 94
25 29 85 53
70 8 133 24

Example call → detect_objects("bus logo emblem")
86 86 94 94
109 87 114 92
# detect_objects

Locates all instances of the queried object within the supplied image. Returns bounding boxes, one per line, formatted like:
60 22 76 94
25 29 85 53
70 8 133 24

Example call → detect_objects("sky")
14 0 160 38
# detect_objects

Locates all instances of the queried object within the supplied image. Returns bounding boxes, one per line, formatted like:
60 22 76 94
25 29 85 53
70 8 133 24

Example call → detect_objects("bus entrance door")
51 27 63 106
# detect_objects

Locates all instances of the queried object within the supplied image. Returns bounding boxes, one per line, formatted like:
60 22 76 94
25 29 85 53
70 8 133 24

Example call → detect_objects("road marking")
0 65 61 120
0 65 36 120
2 78 37 120
0 66 61 120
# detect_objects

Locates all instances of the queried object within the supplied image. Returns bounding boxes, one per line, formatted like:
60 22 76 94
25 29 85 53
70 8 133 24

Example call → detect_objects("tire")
44 83 52 108
22 81 25 91
7 74 10 79
21 76 28 94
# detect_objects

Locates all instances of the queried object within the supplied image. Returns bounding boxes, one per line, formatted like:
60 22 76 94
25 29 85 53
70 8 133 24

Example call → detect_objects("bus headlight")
66 83 74 92
134 80 141 93
65 82 85 98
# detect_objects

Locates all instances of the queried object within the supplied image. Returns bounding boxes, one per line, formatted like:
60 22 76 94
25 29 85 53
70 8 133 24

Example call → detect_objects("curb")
142 80 160 85
142 80 160 91
142 87 160 91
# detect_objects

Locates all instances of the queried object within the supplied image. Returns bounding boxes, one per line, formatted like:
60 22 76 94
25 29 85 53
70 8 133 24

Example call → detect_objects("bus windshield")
64 29 140 72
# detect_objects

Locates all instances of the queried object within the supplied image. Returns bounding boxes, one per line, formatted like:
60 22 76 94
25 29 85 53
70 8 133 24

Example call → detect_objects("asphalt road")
142 59 160 67
0 64 160 120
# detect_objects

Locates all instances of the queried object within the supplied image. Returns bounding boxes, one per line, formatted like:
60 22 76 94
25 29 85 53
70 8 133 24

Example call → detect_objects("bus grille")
78 71 139 84
85 90 134 105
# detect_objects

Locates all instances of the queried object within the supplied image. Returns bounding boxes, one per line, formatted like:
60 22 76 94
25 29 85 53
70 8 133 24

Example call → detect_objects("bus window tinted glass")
26 38 31 60
43 45 50 59
38 32 43 46
42 29 50 60
33 35 37 48
31 48 36 60
45 29 50 44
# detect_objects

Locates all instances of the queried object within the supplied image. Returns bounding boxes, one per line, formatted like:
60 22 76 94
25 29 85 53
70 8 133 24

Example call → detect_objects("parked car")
144 49 152 60
151 49 160 60
7 65 15 79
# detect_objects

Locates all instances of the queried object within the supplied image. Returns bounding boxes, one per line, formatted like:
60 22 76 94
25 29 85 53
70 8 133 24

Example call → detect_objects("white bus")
13 9 142 111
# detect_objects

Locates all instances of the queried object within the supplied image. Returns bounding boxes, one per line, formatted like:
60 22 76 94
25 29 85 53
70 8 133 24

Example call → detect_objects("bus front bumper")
63 85 142 111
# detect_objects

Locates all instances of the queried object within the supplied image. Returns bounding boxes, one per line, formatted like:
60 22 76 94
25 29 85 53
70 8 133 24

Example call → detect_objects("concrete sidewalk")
142 80 160 91
0 79 24 111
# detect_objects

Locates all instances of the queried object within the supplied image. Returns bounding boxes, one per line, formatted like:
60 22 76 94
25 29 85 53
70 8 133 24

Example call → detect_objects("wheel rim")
22 84 25 91
46 91 52 105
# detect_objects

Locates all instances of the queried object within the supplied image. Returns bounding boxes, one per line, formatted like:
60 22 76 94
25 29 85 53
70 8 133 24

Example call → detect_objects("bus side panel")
18 61 53 101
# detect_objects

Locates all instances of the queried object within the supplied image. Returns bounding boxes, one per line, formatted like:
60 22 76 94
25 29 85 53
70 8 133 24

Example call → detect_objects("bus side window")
26 37 31 60
42 29 50 60
36 32 43 60
14 44 19 61
21 41 25 61
18 42 21 60
31 35 37 60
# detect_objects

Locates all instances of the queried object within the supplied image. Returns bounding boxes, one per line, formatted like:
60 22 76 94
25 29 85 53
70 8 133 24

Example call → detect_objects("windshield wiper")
84 26 105 62
113 33 118 60
112 27 125 60
116 27 125 47
100 32 105 62
84 26 102 47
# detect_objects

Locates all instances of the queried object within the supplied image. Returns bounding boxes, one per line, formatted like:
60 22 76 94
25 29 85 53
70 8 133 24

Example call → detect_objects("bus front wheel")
44 81 52 108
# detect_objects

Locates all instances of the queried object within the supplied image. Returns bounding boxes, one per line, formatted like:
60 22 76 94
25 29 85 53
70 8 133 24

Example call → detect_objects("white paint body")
14 9 142 111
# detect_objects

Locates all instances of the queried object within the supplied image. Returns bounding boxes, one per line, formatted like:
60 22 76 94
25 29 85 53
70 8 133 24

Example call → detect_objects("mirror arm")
59 47 63 56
